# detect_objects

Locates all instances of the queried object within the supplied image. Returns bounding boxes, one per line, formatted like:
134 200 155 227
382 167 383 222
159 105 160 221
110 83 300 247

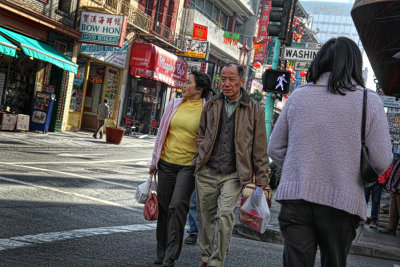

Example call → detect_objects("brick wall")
8 0 79 28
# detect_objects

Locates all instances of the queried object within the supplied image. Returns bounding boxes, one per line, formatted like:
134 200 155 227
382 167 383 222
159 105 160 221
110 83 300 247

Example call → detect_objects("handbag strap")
361 88 367 146
147 173 158 191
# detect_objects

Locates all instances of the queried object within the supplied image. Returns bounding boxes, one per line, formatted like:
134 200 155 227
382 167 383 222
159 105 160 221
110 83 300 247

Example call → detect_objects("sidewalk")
0 130 156 151
1 130 399 261
233 197 400 262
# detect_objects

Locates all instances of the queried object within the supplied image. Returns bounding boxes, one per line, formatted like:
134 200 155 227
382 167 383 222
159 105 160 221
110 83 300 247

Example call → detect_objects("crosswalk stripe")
0 223 157 251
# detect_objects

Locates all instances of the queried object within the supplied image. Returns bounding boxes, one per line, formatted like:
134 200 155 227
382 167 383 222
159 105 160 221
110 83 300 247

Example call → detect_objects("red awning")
351 0 400 96
129 43 187 88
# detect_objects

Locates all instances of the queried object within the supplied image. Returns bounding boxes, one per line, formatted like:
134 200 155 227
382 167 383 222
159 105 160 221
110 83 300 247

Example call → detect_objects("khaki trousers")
196 166 242 267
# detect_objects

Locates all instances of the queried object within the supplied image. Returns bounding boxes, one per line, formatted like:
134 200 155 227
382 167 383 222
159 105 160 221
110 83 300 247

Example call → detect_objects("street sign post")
283 47 319 61
294 61 311 71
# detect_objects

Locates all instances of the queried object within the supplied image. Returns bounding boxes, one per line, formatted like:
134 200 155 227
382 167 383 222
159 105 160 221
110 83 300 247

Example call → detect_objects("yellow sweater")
161 99 203 166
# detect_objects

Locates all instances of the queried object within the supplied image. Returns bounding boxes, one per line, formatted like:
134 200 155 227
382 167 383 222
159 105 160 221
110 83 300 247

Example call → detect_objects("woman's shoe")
378 228 396 236
154 258 163 265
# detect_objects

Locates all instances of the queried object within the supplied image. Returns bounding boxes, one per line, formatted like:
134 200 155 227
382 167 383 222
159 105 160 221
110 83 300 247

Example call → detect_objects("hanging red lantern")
299 71 307 77
253 62 261 68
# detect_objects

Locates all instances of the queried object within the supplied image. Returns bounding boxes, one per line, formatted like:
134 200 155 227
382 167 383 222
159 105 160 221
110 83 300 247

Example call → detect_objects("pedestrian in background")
184 191 198 245
268 37 392 267
149 71 213 267
364 164 392 228
379 155 400 236
194 63 269 267
93 99 110 139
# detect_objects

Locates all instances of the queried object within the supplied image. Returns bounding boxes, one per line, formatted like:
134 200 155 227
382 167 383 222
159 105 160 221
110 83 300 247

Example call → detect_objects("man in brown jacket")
194 63 269 267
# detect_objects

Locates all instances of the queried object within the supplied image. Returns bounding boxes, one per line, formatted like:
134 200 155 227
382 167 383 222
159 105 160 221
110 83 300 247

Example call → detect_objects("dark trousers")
364 183 383 223
278 201 359 267
156 159 195 264
94 119 105 137
388 192 400 230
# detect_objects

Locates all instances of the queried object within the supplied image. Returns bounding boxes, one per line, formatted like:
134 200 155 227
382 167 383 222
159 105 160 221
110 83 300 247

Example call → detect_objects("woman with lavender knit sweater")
268 37 392 267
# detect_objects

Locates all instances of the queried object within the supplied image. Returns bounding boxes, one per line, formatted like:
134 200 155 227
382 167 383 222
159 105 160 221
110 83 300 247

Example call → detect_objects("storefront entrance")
0 53 37 114
127 78 166 133
81 63 105 130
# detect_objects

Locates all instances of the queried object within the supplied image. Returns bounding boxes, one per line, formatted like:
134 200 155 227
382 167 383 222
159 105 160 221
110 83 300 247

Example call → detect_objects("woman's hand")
149 165 157 175
196 135 205 143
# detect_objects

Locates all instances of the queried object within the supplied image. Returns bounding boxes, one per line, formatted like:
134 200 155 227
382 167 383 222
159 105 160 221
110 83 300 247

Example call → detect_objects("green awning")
0 34 17 57
0 26 77 74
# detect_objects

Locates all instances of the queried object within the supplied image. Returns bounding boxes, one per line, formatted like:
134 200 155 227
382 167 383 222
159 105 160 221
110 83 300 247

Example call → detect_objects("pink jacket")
151 97 206 168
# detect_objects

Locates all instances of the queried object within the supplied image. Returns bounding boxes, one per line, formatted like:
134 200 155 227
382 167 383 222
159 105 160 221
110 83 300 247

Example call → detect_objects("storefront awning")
129 43 187 88
0 34 17 57
351 0 400 96
0 26 78 74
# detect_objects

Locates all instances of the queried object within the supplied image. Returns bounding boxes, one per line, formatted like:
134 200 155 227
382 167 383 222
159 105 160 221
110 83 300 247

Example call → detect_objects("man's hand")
149 165 157 175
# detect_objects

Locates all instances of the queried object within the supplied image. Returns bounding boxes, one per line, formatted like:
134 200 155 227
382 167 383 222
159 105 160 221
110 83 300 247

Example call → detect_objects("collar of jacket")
213 88 250 107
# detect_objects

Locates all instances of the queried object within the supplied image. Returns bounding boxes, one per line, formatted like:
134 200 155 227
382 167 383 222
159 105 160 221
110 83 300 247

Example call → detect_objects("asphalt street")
0 147 399 266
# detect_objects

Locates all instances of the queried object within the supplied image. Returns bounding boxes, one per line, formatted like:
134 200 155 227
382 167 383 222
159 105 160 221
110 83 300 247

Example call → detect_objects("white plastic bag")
239 186 270 233
135 176 152 204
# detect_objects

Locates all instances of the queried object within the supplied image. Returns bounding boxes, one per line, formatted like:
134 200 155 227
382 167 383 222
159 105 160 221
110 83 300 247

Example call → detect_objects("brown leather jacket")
193 88 269 186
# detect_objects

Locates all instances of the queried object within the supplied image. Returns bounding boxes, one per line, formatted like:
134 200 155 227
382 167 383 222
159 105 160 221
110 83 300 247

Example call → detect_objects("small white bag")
239 186 271 233
135 176 152 204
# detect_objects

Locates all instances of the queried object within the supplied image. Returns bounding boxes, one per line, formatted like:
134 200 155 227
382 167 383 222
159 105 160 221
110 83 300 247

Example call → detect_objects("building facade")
301 1 361 47
0 0 80 132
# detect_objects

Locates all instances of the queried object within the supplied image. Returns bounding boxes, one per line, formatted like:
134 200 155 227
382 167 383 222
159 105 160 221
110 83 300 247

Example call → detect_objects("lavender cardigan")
268 73 392 220
151 97 206 168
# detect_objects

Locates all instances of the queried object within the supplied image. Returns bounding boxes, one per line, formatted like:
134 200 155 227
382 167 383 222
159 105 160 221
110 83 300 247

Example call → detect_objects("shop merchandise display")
387 108 400 154
104 67 120 118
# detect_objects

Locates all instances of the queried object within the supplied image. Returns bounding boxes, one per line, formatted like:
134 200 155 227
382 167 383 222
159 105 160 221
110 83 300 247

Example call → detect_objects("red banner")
253 0 271 63
129 43 187 88
193 24 208 41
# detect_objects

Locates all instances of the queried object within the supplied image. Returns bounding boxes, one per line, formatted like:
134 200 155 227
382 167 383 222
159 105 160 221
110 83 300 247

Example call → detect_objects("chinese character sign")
79 12 127 47
253 0 271 63
223 31 240 45
193 24 208 41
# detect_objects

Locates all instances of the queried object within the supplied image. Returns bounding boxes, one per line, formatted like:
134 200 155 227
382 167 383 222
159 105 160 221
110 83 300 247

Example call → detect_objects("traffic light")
262 69 291 94
268 0 297 44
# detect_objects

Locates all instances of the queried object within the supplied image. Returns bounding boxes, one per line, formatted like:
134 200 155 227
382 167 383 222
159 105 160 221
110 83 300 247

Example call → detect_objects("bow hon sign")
79 11 127 47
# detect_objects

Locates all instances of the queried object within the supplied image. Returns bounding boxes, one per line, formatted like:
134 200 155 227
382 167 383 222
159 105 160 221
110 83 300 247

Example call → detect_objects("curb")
233 224 400 262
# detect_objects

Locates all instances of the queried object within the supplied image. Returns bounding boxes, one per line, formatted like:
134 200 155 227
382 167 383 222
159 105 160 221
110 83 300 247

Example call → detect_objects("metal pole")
265 38 281 142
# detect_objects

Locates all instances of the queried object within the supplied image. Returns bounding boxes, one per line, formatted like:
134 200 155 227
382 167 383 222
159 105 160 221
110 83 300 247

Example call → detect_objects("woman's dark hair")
306 37 365 95
191 70 215 98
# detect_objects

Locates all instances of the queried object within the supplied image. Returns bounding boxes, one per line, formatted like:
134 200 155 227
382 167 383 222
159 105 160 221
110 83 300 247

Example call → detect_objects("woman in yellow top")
149 70 213 267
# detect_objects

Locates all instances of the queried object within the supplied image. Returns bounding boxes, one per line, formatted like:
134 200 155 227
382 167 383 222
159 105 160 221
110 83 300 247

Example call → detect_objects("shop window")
58 0 71 13
70 59 87 112
166 1 175 28
204 0 213 18
84 64 105 115
2 54 37 115
54 41 67 54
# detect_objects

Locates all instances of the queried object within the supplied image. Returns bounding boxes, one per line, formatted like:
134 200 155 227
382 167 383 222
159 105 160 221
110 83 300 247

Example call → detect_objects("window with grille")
58 0 71 13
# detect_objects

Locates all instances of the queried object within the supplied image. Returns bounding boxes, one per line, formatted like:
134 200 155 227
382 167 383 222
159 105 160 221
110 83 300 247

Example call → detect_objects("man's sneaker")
378 228 396 236
184 234 197 245
369 222 377 229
